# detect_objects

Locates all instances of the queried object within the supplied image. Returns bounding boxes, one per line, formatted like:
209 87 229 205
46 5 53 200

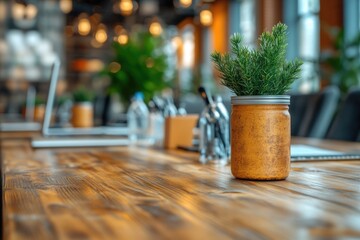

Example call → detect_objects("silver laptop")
32 58 129 148
291 144 360 161
0 85 41 132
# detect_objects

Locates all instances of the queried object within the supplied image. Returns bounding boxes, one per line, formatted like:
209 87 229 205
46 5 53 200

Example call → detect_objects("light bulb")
12 3 25 20
26 4 38 19
60 0 72 14
149 21 162 36
200 9 213 26
179 0 192 8
117 34 128 45
119 0 133 15
78 17 91 36
95 28 107 44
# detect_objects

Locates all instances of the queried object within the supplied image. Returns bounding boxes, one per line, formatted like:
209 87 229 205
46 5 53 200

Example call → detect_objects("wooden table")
1 136 360 239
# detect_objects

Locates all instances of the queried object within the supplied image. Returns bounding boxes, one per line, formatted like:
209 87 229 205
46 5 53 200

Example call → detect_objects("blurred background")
0 0 359 140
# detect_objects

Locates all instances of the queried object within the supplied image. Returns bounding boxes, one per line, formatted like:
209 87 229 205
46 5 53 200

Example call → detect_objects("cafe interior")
0 0 360 239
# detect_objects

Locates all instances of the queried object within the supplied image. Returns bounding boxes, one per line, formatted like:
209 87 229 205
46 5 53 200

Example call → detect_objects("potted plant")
21 96 46 122
71 88 94 128
34 96 46 122
103 31 169 108
211 23 302 180
320 27 360 98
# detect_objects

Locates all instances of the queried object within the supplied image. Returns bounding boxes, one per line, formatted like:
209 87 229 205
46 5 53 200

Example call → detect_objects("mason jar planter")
34 104 45 122
71 102 93 128
22 104 45 122
231 95 291 180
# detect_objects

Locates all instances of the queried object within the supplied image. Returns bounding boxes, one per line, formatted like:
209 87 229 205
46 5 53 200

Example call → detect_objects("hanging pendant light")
25 4 37 19
200 8 213 26
179 0 192 8
149 18 163 36
60 0 73 14
78 14 91 36
117 32 129 45
114 25 129 45
11 2 38 28
95 24 108 44
119 0 133 16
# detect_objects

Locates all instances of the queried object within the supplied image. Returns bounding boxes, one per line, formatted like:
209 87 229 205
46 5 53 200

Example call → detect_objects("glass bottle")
127 92 149 145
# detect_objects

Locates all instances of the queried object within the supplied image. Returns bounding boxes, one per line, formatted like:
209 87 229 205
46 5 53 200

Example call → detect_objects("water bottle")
163 97 177 117
148 99 164 147
127 92 149 144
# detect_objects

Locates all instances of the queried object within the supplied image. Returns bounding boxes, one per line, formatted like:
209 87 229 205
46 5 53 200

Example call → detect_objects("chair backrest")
290 86 340 138
289 93 312 136
326 88 360 141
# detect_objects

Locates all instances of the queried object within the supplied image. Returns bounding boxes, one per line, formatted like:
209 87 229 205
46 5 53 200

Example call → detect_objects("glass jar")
231 95 291 180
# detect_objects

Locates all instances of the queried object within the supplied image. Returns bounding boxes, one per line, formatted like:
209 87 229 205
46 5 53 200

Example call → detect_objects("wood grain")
1 137 360 239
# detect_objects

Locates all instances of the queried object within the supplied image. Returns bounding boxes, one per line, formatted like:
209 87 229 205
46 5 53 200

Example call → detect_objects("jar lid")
231 95 290 105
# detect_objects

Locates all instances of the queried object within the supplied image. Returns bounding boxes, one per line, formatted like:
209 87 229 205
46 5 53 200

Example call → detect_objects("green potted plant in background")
320 27 360 98
21 96 46 122
104 31 169 108
71 88 94 128
33 96 46 122
211 23 302 180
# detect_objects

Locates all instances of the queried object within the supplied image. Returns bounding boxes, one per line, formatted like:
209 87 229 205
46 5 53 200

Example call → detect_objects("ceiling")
67 0 200 27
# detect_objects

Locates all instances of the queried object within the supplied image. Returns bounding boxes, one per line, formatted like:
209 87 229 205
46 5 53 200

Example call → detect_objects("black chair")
326 88 360 141
290 92 312 136
290 86 340 138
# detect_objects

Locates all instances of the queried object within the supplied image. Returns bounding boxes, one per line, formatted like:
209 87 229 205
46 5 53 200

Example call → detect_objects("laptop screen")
42 57 61 135
41 58 128 137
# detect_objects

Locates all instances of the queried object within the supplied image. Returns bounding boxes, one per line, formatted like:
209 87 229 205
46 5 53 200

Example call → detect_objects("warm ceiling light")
60 0 73 14
179 0 192 7
95 28 108 44
12 3 38 20
117 33 128 45
119 0 133 16
78 16 91 36
115 27 128 45
149 21 163 36
26 4 37 19
12 3 25 20
200 9 213 26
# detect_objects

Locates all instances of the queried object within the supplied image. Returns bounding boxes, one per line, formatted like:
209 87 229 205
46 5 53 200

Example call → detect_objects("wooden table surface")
1 136 360 240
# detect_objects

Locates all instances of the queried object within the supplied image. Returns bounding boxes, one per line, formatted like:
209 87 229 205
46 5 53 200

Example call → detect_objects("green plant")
21 96 45 109
211 23 302 96
34 96 46 106
72 88 93 103
321 27 360 96
104 31 168 106
56 94 71 106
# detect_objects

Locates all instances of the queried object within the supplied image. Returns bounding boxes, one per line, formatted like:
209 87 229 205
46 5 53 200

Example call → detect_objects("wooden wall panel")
259 0 283 33
211 0 229 53
319 0 343 51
